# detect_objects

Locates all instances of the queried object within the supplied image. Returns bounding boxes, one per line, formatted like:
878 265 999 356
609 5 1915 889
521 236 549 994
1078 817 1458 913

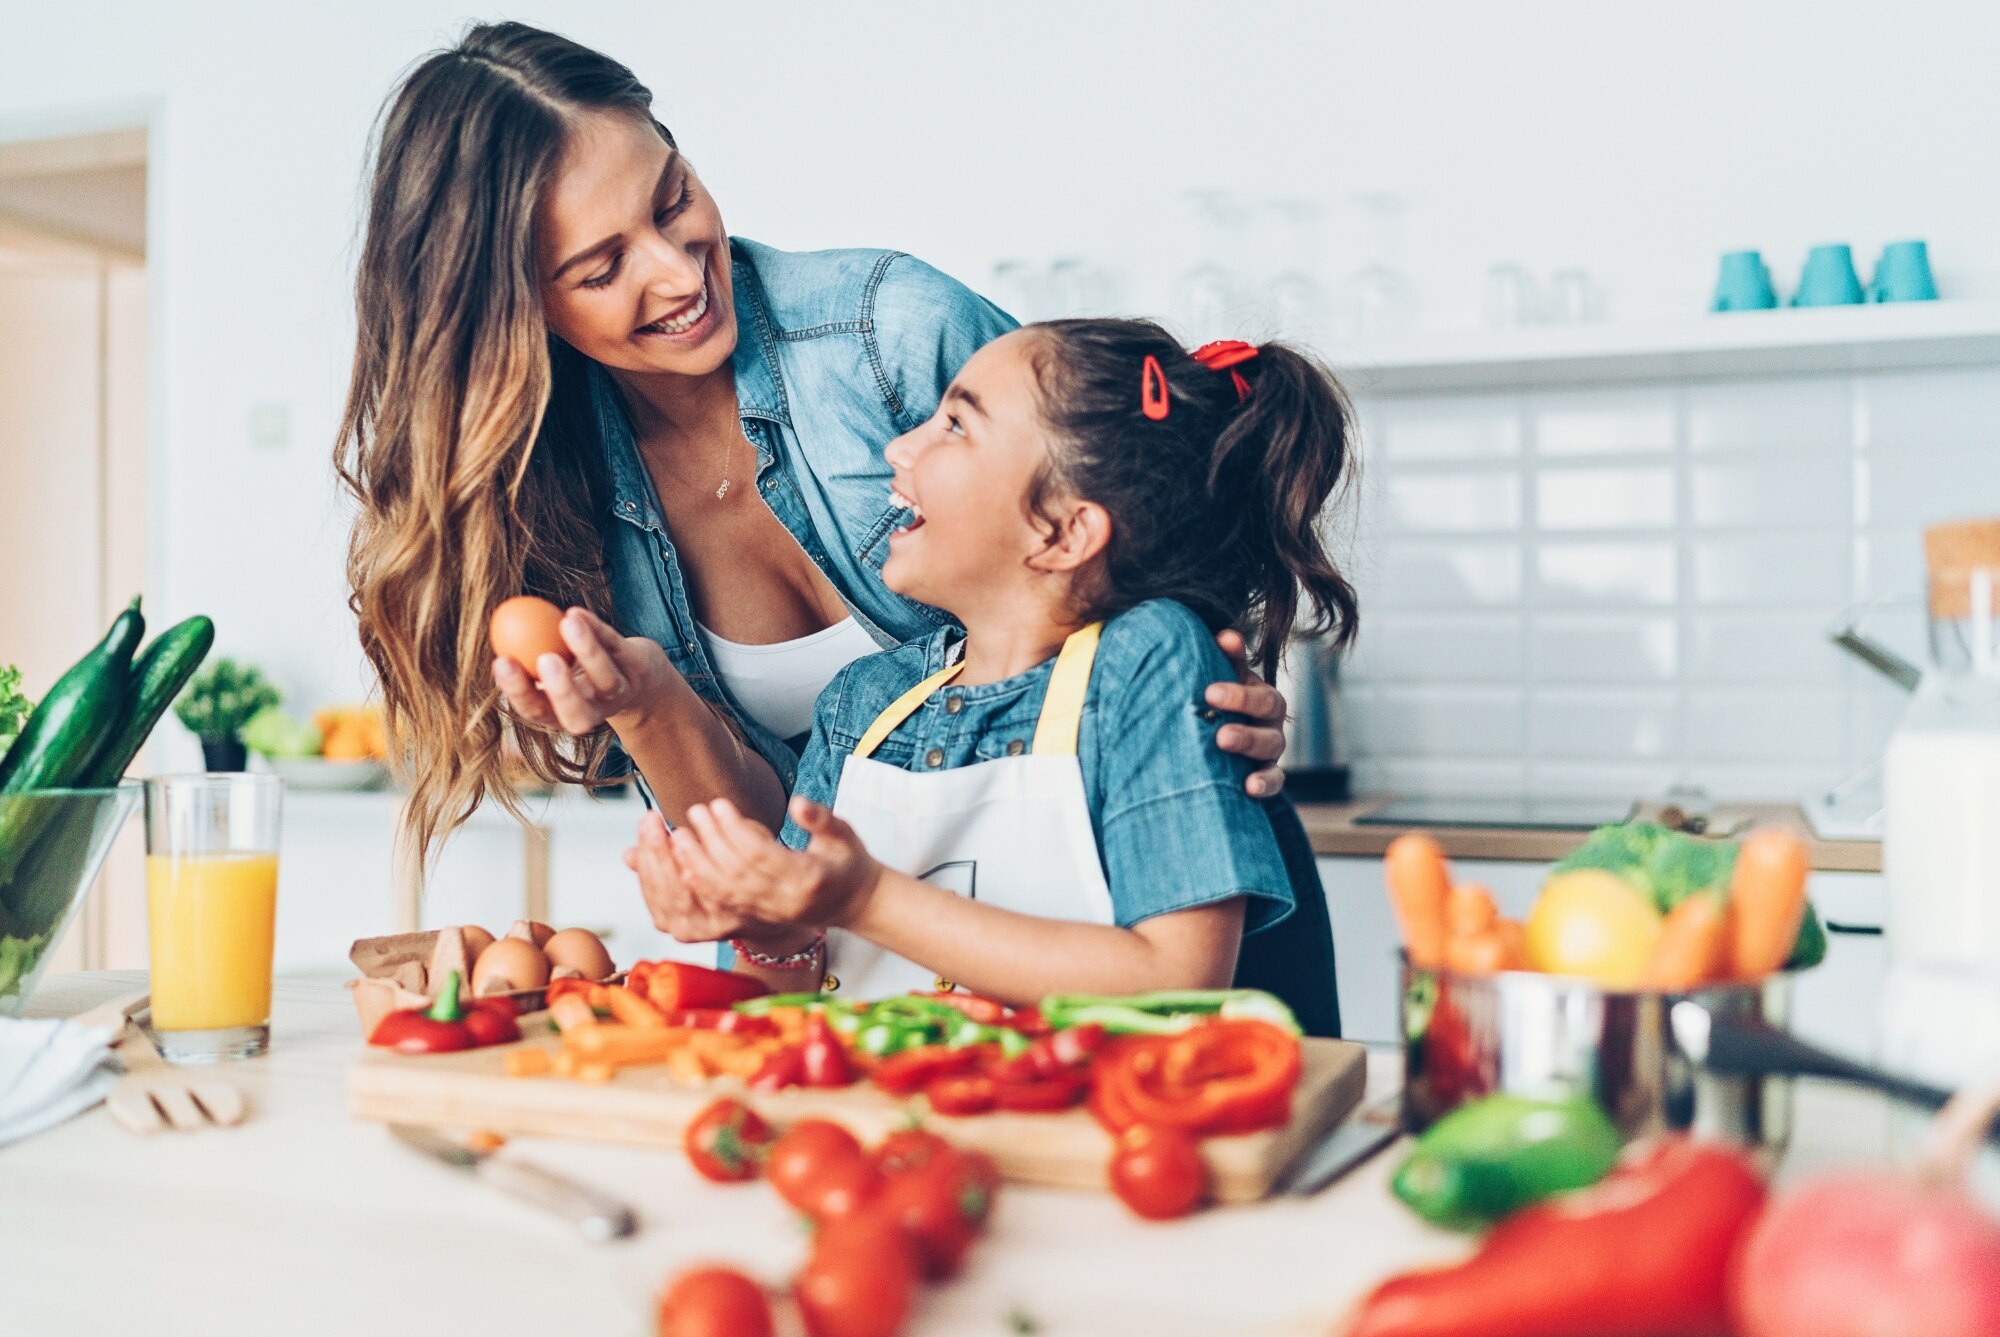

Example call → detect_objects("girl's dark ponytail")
1208 343 1359 676
1028 319 1359 680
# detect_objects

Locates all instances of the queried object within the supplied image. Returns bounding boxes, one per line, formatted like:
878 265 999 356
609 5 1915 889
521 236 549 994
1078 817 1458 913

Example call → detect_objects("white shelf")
1334 301 2000 394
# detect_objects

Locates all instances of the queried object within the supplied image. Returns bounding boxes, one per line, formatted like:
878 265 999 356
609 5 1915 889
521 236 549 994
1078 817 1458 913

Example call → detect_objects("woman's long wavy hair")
335 23 667 866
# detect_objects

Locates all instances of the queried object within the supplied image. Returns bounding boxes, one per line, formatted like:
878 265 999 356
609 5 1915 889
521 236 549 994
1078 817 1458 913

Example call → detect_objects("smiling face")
535 111 736 376
881 330 1104 623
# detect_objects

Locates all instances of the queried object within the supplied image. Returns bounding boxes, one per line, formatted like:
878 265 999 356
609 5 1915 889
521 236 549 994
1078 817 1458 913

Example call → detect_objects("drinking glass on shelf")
1482 262 1542 328
989 259 1046 324
1045 258 1109 317
1333 192 1413 341
1264 199 1330 345
1545 268 1603 324
144 774 283 1062
1175 189 1245 336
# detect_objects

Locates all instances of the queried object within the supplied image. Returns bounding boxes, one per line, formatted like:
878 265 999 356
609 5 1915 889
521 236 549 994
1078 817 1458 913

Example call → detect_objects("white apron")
823 624 1115 998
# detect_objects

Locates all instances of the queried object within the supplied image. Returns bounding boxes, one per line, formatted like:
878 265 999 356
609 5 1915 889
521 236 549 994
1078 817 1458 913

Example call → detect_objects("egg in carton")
345 920 619 1039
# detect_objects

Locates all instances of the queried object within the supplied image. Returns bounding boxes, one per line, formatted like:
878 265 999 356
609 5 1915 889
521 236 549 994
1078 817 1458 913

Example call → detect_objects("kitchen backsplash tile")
1530 689 1678 760
1536 466 1677 531
1532 386 1678 455
1530 615 1678 683
1333 367 2000 799
1536 541 1678 605
1860 366 2000 450
1382 471 1523 533
1691 455 1851 530
1687 376 1851 452
1375 393 1524 460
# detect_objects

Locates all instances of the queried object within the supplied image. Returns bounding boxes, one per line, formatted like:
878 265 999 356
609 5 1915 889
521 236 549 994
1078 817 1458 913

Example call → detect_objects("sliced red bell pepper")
636 960 770 1013
800 1014 856 1088
1006 1005 1053 1037
1345 1137 1766 1337
993 1072 1091 1113
871 1044 988 1097
657 1007 782 1037
907 990 1011 1026
1090 1021 1300 1137
1034 1022 1107 1075
925 1073 999 1116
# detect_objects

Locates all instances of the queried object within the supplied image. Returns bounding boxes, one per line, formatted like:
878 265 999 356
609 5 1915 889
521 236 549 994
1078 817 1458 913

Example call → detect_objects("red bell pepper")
658 1007 781 1037
800 1014 856 1088
993 1071 1091 1113
925 1073 998 1116
871 1044 988 1097
1090 1020 1299 1136
631 960 770 1013
907 990 1011 1026
1344 1137 1767 1337
369 971 519 1053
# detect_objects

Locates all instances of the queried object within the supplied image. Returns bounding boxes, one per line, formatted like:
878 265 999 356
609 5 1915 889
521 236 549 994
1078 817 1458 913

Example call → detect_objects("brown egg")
461 924 496 964
542 927 614 982
469 936 549 996
489 596 569 670
507 919 555 948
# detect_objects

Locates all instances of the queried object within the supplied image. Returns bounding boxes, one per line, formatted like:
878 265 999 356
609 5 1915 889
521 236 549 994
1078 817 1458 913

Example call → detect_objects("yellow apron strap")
854 661 966 759
1030 623 1103 757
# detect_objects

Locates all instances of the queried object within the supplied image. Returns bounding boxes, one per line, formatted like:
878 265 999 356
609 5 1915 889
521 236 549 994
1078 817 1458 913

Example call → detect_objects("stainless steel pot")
1400 960 1794 1157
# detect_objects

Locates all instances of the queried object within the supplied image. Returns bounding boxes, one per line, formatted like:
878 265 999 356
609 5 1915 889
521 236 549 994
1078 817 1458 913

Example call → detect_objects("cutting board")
349 1029 1367 1204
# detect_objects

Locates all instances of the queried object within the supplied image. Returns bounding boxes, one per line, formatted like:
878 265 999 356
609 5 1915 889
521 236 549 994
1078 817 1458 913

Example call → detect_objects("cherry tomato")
994 1072 1091 1113
873 1164 979 1279
795 1217 917 1337
1108 1124 1209 1221
794 1153 881 1224
656 1265 774 1337
872 1126 956 1178
682 1098 774 1183
765 1120 866 1213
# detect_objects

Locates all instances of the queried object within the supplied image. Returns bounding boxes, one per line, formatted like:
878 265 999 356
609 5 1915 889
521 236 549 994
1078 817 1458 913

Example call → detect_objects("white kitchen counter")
6 973 1902 1337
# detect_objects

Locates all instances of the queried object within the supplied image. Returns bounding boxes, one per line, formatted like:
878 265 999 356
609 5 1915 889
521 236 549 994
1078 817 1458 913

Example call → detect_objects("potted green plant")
173 658 278 771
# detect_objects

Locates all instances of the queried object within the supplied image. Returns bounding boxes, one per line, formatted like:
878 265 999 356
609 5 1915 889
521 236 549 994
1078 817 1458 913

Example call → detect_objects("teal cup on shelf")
1790 243 1865 307
1869 239 1939 303
1711 249 1778 312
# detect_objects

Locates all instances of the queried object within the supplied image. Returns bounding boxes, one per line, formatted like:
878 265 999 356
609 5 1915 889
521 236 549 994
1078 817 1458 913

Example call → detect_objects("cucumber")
0 597 144 794
83 615 215 784
0 597 144 912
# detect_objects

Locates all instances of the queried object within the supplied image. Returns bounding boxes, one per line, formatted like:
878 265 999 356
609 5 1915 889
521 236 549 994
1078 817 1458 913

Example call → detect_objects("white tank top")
697 616 881 741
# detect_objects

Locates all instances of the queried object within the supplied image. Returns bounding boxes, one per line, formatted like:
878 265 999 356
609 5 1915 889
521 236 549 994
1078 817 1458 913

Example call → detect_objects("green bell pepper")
1392 1093 1624 1230
1037 988 1302 1036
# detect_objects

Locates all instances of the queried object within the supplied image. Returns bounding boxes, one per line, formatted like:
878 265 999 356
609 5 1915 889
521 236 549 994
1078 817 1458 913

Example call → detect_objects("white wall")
4 0 1999 718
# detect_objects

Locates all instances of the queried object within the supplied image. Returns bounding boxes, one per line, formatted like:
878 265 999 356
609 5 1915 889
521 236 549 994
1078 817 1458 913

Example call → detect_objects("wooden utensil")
74 993 249 1134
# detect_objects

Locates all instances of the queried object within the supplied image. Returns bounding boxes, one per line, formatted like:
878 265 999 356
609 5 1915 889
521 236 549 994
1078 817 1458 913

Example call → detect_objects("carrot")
1446 883 1499 938
564 1021 682 1065
604 984 667 1029
503 1047 553 1078
1727 829 1810 979
1385 833 1453 968
1445 928 1510 976
1492 918 1526 970
1640 894 1730 990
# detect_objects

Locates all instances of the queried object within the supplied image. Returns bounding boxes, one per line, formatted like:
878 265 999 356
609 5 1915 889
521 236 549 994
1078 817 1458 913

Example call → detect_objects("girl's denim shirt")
781 599 1298 938
595 237 1016 790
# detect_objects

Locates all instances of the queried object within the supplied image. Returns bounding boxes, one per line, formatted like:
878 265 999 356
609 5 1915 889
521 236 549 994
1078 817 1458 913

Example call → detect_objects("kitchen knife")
1280 1095 1404 1195
389 1124 637 1241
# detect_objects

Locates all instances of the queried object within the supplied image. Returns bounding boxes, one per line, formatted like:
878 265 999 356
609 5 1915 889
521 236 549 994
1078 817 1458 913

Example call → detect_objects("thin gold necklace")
653 429 738 501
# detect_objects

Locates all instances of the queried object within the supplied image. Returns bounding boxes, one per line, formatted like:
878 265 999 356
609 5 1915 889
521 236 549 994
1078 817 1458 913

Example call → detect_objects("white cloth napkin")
0 1015 122 1146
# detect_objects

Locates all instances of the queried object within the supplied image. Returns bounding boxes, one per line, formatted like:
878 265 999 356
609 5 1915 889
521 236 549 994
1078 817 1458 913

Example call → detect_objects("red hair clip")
1191 340 1258 403
1141 355 1170 420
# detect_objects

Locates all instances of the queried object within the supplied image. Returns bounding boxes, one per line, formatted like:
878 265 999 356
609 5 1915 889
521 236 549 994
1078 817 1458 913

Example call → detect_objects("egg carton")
345 926 621 1040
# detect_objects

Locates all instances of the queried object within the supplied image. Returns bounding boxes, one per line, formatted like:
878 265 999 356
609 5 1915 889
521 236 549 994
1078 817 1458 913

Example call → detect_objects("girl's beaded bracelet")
729 929 826 971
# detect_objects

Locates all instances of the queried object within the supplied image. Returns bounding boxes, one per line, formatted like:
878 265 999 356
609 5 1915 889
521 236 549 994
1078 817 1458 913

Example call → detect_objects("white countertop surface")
5 972 1902 1337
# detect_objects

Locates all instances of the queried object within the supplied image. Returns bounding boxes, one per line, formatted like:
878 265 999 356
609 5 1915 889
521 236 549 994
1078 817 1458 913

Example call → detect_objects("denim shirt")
780 600 1297 938
595 238 1016 789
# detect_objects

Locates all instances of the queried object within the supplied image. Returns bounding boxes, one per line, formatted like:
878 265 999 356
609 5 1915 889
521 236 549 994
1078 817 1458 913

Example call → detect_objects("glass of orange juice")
144 774 283 1062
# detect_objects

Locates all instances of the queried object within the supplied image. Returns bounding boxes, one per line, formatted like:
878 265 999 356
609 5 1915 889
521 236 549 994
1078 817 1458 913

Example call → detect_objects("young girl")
630 319 1357 1016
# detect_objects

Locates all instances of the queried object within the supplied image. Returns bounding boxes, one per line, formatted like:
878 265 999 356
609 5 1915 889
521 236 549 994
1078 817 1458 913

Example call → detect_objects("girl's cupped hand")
627 797 883 943
1209 628 1290 799
493 606 673 737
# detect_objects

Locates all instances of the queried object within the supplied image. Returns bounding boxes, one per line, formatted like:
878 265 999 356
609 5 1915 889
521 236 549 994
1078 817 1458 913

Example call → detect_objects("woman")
336 22 1338 1033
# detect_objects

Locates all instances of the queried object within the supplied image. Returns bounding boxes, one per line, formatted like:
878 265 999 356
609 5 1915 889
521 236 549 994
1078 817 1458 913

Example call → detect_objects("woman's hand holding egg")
490 598 674 738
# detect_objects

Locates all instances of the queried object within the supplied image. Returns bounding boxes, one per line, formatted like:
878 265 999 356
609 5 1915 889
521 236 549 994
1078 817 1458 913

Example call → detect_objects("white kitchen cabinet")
1316 855 1887 1055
